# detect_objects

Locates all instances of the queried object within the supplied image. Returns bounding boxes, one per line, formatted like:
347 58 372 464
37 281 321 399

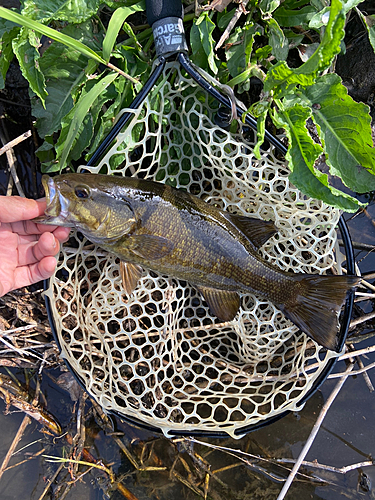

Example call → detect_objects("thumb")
0 281 10 298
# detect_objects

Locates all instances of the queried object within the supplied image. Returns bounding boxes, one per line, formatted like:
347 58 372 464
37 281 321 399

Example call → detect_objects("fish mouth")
33 176 72 226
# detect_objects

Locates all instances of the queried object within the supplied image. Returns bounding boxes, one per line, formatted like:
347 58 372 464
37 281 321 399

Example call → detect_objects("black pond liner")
43 0 357 437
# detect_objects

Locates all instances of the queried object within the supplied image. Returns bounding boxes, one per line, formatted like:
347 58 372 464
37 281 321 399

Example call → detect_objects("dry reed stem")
276 361 356 500
37 462 65 500
0 123 25 197
0 131 31 157
0 415 31 481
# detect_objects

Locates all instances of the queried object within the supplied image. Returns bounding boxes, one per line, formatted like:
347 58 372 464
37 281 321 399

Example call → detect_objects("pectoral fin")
224 213 277 249
120 261 143 295
127 235 174 260
197 286 240 322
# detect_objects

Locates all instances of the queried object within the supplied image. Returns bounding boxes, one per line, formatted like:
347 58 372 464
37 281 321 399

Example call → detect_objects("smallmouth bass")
36 173 360 352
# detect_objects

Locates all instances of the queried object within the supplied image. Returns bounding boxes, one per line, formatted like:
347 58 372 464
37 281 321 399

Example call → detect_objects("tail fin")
280 275 360 352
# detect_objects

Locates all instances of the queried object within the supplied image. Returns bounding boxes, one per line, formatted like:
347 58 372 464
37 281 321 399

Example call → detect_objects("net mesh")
46 63 343 438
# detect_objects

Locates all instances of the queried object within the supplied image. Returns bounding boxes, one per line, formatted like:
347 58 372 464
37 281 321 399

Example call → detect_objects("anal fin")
120 261 143 296
197 286 240 322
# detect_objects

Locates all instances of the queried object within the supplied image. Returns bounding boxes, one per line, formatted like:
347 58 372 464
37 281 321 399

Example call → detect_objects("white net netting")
45 63 344 438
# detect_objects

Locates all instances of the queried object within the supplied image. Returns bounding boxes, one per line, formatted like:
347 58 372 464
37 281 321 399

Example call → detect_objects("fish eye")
74 186 90 199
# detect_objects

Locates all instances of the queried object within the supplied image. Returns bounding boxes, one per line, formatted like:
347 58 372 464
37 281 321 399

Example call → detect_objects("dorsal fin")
224 213 277 249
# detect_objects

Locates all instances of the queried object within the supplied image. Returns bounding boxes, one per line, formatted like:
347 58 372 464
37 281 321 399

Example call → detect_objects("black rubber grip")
146 0 183 26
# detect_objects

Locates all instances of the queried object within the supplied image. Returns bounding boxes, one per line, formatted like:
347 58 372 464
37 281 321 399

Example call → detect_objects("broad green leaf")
272 104 362 212
264 61 314 96
265 0 345 95
218 8 237 30
259 0 280 15
21 0 102 23
268 18 288 60
299 0 345 73
0 7 106 66
56 72 118 171
309 6 331 28
279 0 310 7
191 12 217 74
36 136 55 166
12 27 47 106
32 22 101 137
61 77 118 162
342 0 365 14
254 44 272 60
226 24 259 78
310 0 326 8
102 2 144 62
0 26 19 89
301 73 375 193
0 17 17 37
273 5 315 27
87 77 128 157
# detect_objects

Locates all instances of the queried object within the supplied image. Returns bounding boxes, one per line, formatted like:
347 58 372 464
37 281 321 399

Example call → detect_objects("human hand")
0 196 70 297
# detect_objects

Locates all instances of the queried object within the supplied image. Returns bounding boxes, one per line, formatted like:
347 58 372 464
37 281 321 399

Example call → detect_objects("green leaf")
264 61 314 96
273 5 315 27
226 24 259 78
309 6 331 28
218 8 236 30
342 0 365 14
86 77 128 157
102 2 144 62
301 73 375 193
272 104 363 212
265 0 345 95
259 0 280 15
0 7 106 66
32 22 100 137
268 18 288 60
191 12 217 74
56 72 118 171
21 0 102 23
0 26 19 89
12 27 47 106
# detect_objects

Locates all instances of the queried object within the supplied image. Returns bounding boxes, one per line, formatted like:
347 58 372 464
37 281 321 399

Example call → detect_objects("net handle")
145 0 183 25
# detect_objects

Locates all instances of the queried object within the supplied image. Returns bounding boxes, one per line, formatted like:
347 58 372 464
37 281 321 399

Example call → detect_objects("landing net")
45 64 342 438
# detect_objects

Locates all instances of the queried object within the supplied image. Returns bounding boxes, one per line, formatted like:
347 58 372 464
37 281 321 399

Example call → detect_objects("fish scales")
35 173 360 352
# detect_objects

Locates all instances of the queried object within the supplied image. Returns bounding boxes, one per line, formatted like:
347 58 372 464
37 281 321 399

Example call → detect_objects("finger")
0 196 46 223
52 227 71 243
8 219 67 237
17 227 71 248
18 232 60 266
13 256 57 291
